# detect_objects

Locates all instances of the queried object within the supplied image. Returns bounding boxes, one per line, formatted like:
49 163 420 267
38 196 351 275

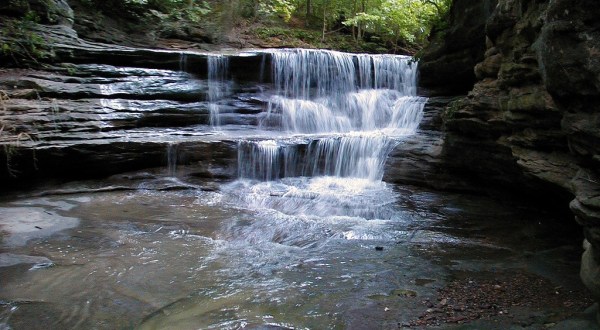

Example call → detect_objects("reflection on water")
0 50 587 329
0 179 584 329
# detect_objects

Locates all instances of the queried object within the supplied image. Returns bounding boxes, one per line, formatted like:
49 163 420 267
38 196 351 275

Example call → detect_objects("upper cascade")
262 49 423 135
270 48 418 98
234 49 427 182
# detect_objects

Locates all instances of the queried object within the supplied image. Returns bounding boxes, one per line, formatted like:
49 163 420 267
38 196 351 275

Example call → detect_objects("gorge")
1 0 599 328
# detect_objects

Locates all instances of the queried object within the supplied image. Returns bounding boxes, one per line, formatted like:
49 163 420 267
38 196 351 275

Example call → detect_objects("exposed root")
0 90 37 177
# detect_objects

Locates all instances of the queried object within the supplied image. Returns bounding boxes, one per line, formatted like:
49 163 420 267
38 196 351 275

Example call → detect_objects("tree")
341 0 450 47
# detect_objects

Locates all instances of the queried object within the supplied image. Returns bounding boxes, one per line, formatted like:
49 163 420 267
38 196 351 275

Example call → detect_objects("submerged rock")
0 207 79 247
0 253 53 268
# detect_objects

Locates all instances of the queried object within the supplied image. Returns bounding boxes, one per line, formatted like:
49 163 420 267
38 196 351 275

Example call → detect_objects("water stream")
0 49 588 329
207 54 230 128
232 49 424 225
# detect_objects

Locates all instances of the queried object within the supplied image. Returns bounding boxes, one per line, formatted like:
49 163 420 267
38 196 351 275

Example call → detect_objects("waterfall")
207 55 229 127
179 52 188 72
166 142 178 177
240 49 426 182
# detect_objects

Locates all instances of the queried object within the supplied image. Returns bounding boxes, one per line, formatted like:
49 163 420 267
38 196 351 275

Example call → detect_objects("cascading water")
166 142 178 176
179 52 188 72
231 49 426 219
207 54 229 127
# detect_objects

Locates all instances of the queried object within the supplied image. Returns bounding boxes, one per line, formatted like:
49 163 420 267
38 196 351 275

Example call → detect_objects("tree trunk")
322 4 327 41
424 0 443 16
352 0 357 41
305 0 312 27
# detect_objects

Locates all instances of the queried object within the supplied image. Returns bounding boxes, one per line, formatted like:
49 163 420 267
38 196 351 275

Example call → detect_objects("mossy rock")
1 0 73 26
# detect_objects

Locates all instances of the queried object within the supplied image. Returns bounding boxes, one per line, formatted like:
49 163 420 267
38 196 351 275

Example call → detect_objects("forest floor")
404 271 595 328
67 0 415 55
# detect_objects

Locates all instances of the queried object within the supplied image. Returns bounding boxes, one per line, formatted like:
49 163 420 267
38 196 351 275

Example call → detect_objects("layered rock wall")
419 0 600 304
418 0 498 96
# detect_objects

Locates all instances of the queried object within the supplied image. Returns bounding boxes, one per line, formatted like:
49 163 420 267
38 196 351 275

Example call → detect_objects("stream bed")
0 48 595 329
0 171 592 329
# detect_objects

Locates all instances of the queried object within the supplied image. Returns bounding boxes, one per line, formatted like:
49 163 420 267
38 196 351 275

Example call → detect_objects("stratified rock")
0 0 73 26
535 0 600 99
418 0 498 96
384 97 470 191
419 0 600 311
0 60 264 188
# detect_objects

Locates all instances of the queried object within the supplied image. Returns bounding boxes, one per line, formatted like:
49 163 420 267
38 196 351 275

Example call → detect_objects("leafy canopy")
77 0 451 49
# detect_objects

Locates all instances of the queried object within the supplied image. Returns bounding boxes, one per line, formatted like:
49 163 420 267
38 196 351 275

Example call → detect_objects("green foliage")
257 0 296 22
444 97 464 120
341 0 451 47
79 0 211 21
166 1 211 21
247 0 450 49
0 11 52 66
252 26 390 53
255 27 319 41
343 12 383 31
254 26 323 47
72 0 451 51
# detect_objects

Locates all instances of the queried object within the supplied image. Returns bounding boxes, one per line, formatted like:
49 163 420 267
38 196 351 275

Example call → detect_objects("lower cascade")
230 48 426 219
1 45 592 329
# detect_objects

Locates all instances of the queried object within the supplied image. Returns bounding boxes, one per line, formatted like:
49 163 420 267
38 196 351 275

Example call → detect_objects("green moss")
444 97 465 120
1 13 54 66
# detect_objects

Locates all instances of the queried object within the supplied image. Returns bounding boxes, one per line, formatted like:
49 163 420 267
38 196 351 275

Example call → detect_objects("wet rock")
418 0 600 313
0 253 53 268
0 57 266 189
384 132 447 189
1 138 238 189
0 0 74 26
383 97 477 191
0 207 79 247
11 66 209 101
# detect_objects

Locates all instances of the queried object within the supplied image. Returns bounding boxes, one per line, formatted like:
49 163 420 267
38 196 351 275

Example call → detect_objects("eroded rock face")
0 14 279 190
0 62 269 188
418 0 498 96
0 0 73 26
419 0 600 309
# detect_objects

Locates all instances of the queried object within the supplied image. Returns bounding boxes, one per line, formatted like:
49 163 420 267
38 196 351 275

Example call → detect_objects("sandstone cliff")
419 0 600 305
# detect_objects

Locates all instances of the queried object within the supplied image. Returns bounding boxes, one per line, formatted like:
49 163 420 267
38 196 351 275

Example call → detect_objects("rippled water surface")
0 49 588 329
0 174 583 329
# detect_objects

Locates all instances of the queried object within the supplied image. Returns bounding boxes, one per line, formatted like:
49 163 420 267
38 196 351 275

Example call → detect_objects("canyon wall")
2 2 599 306
419 0 600 304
